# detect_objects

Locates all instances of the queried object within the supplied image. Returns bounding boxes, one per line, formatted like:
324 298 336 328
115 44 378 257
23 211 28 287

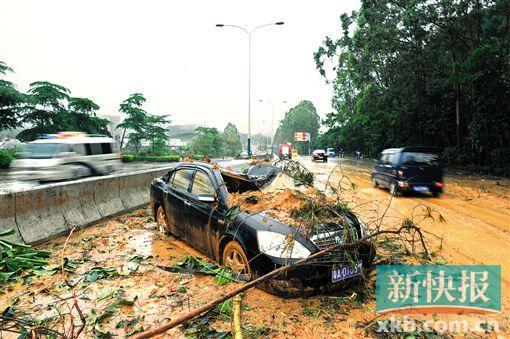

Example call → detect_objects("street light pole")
259 99 287 155
216 22 284 158
258 100 273 151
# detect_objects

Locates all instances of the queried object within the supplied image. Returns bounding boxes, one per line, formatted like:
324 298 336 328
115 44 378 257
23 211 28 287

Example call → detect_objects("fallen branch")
231 294 243 339
132 224 425 339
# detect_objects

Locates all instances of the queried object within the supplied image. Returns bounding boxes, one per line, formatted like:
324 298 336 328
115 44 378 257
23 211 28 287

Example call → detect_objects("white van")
10 132 120 182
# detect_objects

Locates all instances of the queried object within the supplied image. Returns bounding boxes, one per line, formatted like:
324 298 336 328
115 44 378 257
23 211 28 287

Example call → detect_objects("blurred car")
371 147 444 196
312 149 328 162
241 150 249 159
10 132 120 182
150 162 375 296
327 148 336 158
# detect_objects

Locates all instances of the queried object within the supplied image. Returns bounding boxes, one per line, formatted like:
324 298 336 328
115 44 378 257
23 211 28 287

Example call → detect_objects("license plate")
332 261 362 283
413 186 429 192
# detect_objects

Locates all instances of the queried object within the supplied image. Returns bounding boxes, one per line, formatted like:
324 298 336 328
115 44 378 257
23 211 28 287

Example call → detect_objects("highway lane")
0 162 178 194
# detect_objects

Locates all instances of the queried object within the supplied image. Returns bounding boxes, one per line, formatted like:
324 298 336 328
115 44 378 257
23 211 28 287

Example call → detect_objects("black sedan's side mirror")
198 194 216 203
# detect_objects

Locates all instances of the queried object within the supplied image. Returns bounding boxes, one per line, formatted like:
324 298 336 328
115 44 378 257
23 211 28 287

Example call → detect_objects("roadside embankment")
0 167 172 244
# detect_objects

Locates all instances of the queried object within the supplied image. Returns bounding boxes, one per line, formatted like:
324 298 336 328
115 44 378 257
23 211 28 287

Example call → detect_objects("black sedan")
150 162 375 296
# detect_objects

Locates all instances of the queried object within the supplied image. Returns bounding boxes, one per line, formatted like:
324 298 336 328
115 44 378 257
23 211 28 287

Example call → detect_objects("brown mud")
0 157 508 337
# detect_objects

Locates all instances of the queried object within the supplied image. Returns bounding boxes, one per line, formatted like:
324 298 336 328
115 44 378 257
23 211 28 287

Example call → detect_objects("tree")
17 81 71 141
145 114 171 154
67 97 111 136
189 127 224 157
117 93 148 152
314 0 510 171
221 122 242 157
273 101 320 154
17 81 111 141
0 61 26 131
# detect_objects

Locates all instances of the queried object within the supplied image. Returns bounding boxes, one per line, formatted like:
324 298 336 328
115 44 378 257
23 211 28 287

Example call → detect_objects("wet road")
298 155 510 308
0 158 253 194
1 156 508 337
0 162 177 194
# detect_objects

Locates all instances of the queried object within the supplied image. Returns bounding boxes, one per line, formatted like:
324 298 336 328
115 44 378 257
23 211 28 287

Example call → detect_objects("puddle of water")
126 230 206 267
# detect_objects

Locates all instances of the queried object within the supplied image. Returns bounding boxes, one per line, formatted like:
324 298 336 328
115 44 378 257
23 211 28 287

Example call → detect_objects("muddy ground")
0 157 508 337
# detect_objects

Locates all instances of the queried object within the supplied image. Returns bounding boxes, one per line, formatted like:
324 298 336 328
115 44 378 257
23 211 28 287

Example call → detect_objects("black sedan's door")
166 168 194 238
185 169 225 258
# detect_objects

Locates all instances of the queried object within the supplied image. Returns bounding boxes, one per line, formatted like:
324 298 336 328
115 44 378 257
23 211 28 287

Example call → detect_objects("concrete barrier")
15 185 71 244
93 176 125 218
63 178 101 228
0 166 172 244
119 173 145 210
0 192 23 242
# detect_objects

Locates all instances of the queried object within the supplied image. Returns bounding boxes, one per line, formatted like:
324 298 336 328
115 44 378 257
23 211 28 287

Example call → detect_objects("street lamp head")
275 21 284 25
215 24 224 27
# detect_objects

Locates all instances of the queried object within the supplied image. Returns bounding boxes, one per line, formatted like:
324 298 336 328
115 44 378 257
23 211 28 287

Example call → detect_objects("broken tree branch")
231 294 243 339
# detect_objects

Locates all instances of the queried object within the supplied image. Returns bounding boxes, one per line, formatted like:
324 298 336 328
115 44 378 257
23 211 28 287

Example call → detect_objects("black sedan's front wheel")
156 205 170 235
222 241 251 278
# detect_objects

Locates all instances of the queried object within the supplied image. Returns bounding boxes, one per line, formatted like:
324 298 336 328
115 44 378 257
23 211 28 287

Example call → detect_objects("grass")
121 154 205 163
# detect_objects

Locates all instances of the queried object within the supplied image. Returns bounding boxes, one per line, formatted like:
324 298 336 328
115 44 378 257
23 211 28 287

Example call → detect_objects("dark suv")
371 147 444 196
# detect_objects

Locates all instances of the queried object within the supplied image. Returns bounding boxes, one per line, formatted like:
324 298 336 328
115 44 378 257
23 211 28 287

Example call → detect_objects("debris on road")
1 159 508 337
0 229 51 284
159 255 249 284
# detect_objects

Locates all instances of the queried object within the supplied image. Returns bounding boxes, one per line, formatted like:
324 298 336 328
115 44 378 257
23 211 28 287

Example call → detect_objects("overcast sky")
1 0 359 135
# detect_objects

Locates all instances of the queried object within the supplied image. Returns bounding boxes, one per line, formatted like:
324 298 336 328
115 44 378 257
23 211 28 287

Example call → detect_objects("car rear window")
401 152 439 165
171 169 193 191
191 171 215 196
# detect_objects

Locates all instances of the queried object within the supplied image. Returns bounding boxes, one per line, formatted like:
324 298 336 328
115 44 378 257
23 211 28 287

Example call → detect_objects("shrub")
0 149 16 169
121 154 181 163
121 153 205 163
489 147 510 177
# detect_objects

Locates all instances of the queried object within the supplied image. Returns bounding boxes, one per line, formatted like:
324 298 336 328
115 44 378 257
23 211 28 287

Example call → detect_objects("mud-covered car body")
150 162 375 295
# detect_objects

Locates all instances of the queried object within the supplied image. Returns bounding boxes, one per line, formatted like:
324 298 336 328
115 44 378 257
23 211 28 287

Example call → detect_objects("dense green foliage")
274 101 320 154
19 82 111 141
315 0 510 175
222 123 243 157
121 154 181 163
0 61 111 141
189 127 224 157
117 93 171 154
121 154 203 163
188 123 243 158
0 62 25 130
0 149 16 168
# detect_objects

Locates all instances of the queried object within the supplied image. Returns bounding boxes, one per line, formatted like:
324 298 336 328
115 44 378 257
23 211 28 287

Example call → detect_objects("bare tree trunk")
455 83 461 148
452 51 461 148
120 128 126 150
